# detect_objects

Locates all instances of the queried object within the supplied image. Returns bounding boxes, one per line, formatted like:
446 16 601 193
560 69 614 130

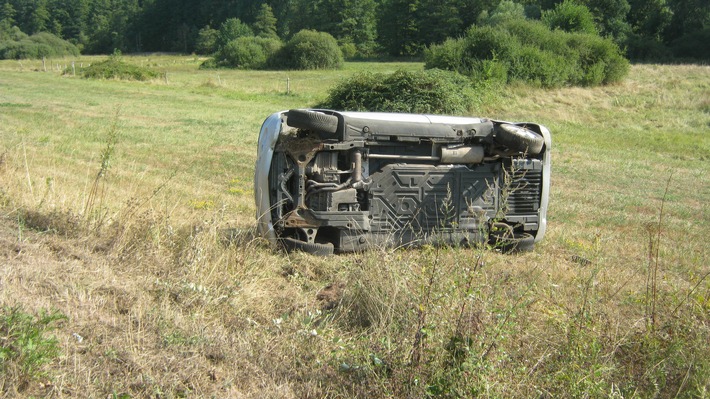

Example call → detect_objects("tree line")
0 0 708 61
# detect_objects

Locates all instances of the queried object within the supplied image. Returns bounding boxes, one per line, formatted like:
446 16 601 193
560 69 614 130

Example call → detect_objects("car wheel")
490 231 535 253
280 237 335 256
496 124 544 155
286 109 339 135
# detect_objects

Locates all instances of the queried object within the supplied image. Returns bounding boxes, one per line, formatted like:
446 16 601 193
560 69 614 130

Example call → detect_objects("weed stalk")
84 110 120 231
645 173 672 332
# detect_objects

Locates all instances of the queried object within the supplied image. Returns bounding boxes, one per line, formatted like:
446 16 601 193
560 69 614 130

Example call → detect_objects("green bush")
0 29 80 59
502 18 570 54
424 38 465 73
425 26 519 84
195 25 219 55
567 32 630 85
81 51 159 81
217 18 253 49
462 25 520 63
425 19 629 87
0 26 28 42
542 0 597 35
211 36 282 69
201 36 281 69
273 29 343 70
509 46 570 87
339 40 358 59
478 0 527 26
318 69 477 114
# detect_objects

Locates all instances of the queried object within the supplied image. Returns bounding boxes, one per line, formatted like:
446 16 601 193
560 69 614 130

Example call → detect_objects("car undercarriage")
255 109 551 255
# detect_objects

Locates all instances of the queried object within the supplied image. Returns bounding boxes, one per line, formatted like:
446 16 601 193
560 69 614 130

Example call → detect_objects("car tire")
286 109 339 135
496 124 544 155
280 237 335 256
490 231 535 253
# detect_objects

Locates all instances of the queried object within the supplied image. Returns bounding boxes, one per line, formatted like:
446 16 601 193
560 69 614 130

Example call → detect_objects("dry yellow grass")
0 59 708 398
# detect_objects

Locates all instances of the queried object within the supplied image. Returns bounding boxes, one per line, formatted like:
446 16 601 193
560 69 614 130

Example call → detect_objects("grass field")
0 55 708 398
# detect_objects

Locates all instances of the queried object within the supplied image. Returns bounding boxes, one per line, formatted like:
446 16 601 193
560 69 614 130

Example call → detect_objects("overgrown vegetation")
81 50 159 81
0 26 79 59
203 28 342 70
318 69 479 113
0 58 708 397
200 19 342 71
425 19 629 87
272 29 343 70
203 36 282 69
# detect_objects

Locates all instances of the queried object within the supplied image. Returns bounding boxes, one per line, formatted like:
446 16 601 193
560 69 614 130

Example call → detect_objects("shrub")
0 29 80 59
217 18 253 49
502 18 570 54
195 25 219 55
567 32 630 85
542 0 597 35
273 29 343 70
462 25 520 63
509 46 570 87
202 36 281 69
221 38 265 68
424 38 466 73
478 0 527 26
318 69 477 114
425 25 519 84
81 51 159 81
339 40 358 59
0 26 28 42
425 19 629 87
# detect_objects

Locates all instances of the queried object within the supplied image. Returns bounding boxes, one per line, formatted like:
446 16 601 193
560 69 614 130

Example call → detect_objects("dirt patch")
316 282 344 310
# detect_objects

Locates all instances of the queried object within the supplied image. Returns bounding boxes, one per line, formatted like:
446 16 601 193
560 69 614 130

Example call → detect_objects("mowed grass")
0 56 708 398
0 56 421 222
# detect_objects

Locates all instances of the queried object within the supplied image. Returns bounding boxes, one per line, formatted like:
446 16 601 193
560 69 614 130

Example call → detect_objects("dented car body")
255 109 551 255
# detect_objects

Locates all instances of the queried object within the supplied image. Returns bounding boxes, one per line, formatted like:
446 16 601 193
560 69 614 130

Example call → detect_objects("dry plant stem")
646 173 673 332
454 253 482 336
671 269 710 316
481 279 535 361
84 110 120 230
410 247 441 368
22 140 33 197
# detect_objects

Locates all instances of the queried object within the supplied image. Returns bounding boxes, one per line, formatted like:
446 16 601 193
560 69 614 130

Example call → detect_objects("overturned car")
255 109 551 255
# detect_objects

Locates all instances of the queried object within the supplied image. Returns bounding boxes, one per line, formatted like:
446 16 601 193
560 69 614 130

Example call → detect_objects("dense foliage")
204 36 281 69
0 0 707 63
273 29 343 70
201 28 341 70
81 51 158 80
319 69 478 114
0 27 78 59
425 19 629 87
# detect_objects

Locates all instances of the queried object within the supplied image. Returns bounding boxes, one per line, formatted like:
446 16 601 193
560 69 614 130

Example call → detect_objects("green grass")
0 55 708 398
0 306 66 394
